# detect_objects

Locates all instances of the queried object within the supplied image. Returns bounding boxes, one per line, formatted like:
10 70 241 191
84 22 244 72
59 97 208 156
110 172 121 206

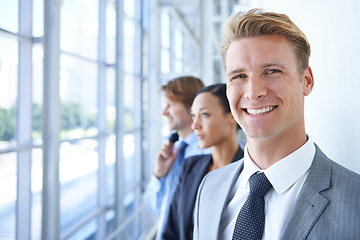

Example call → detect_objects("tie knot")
179 141 188 151
249 172 273 197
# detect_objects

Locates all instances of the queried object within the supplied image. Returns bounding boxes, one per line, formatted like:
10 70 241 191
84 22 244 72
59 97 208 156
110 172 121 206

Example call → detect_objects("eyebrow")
227 62 287 77
191 107 209 113
261 62 287 69
227 68 245 78
191 107 210 115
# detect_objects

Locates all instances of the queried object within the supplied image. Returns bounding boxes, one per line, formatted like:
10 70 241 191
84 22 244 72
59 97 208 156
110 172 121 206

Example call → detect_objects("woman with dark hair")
163 83 243 240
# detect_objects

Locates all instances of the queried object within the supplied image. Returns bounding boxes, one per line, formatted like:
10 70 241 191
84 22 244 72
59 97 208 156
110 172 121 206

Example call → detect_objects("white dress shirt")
219 137 316 240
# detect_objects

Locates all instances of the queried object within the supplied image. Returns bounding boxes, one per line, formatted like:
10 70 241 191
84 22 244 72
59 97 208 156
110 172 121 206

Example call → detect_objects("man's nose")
244 76 267 101
162 106 169 116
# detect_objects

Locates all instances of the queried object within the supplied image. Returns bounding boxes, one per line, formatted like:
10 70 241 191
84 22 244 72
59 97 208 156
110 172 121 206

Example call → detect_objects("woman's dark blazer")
162 146 244 240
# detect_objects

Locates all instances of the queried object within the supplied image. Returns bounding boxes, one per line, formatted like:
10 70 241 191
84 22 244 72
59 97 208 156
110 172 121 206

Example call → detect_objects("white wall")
242 0 360 173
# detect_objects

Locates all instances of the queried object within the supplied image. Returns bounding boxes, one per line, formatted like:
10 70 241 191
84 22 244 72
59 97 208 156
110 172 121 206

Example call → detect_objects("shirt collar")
179 131 197 146
243 136 315 194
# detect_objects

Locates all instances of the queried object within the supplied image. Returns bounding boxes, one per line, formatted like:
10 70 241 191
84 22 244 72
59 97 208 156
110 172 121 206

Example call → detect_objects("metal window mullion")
200 0 214 85
42 0 61 239
96 0 107 239
61 50 107 66
139 0 149 191
147 0 162 180
0 27 33 43
60 207 103 239
133 59 142 240
16 0 33 239
169 12 176 73
114 1 125 239
218 0 229 83
133 0 144 232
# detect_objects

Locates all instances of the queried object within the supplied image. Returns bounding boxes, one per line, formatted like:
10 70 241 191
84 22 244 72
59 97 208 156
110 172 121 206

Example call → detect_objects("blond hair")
220 9 311 73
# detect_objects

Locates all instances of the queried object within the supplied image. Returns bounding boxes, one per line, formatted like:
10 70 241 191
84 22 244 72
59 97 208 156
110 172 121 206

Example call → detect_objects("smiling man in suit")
193 9 360 240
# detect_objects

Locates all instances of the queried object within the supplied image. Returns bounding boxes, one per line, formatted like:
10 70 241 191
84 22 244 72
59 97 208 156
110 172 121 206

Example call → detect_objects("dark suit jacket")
193 144 360 239
163 147 244 240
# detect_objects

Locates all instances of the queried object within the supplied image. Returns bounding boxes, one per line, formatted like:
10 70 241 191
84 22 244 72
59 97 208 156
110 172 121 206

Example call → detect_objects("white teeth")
247 106 275 115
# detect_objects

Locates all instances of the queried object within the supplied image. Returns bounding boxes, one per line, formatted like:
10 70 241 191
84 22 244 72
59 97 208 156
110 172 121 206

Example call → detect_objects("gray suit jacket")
193 145 360 239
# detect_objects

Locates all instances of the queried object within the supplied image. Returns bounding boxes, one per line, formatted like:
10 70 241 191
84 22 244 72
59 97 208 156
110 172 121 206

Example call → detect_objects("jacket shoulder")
199 159 243 195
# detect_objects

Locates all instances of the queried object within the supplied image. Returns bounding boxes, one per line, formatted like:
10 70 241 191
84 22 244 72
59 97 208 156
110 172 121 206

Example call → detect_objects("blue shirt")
144 131 211 240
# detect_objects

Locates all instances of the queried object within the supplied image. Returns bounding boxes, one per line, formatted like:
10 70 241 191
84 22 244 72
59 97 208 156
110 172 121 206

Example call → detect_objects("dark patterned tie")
177 141 188 164
232 172 273 240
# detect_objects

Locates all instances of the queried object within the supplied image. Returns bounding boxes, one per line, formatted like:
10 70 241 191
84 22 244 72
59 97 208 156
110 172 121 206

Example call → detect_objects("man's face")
226 35 313 142
162 97 192 132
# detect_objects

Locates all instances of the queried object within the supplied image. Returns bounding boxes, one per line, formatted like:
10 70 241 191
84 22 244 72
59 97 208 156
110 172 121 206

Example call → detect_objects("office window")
0 0 150 239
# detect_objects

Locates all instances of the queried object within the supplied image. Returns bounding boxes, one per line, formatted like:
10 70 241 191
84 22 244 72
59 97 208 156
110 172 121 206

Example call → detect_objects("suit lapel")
281 145 331 239
212 160 244 238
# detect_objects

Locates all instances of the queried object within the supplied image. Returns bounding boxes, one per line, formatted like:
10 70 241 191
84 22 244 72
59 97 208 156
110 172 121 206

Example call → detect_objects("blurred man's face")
162 97 192 132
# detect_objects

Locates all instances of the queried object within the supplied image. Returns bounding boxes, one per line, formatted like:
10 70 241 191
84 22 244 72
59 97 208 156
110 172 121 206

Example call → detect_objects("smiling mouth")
245 106 277 115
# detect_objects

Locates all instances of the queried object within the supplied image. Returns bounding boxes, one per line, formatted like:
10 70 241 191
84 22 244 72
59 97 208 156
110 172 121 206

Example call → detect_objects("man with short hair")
145 76 211 240
193 9 360 240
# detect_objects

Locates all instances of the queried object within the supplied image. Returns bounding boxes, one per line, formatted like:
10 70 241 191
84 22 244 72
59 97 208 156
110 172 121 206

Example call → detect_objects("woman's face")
191 92 235 149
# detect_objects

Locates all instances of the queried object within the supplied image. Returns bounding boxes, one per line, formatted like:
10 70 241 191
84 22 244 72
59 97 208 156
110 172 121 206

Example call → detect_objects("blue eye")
267 69 281 74
234 74 247 79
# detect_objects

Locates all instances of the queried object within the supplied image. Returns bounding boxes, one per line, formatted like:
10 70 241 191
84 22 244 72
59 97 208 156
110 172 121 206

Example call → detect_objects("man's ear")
303 66 314 96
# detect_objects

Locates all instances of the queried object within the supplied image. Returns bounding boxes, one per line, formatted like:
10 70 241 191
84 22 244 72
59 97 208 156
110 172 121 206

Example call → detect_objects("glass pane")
123 190 139 239
123 18 137 74
33 0 44 37
124 133 135 185
60 0 98 60
60 54 98 140
174 29 183 73
161 49 170 73
0 37 18 150
124 0 136 18
106 4 116 64
106 136 115 200
33 45 43 142
32 148 43 240
161 11 170 48
184 41 198 73
0 0 18 32
123 75 136 130
175 60 183 73
0 152 17 239
60 140 99 233
106 68 116 133
174 29 183 59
